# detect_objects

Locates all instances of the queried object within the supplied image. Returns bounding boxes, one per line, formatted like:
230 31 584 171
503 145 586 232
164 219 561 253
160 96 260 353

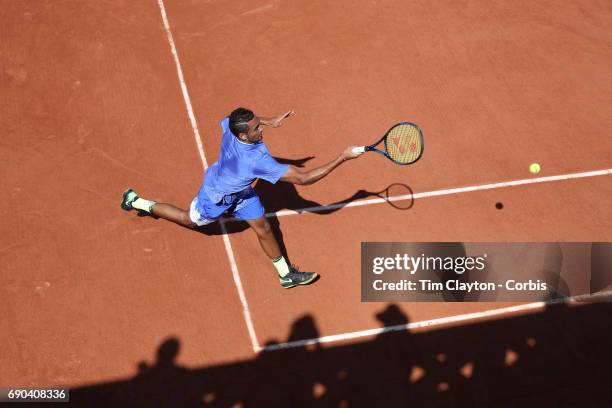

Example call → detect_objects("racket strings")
384 124 423 164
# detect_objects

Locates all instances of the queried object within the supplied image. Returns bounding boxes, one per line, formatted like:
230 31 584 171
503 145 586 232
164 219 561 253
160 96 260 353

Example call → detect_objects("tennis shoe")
121 188 139 211
279 266 318 289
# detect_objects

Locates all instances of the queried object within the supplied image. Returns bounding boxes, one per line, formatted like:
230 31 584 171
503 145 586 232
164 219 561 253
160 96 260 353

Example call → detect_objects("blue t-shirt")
197 117 288 208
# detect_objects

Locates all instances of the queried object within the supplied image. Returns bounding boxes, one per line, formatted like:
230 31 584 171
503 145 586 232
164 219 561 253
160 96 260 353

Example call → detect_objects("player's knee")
252 219 272 237
181 212 196 229
262 220 272 235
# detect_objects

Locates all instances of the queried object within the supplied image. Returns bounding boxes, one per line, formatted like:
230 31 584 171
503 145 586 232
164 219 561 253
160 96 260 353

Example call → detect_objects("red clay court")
2 0 612 405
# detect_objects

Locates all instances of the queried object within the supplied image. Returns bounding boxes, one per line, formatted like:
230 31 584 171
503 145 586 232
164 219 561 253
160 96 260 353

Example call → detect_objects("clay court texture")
2 0 612 405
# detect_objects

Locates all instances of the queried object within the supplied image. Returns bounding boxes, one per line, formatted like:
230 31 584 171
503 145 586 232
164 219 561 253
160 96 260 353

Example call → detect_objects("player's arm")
259 111 294 128
280 147 362 186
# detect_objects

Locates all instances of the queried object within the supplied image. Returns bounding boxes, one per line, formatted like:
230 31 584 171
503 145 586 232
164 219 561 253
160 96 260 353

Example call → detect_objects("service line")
225 168 612 221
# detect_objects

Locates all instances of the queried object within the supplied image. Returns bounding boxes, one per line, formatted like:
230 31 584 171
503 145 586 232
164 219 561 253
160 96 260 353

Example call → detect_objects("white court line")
222 168 612 221
156 0 207 170
156 0 260 352
219 221 259 349
258 290 612 352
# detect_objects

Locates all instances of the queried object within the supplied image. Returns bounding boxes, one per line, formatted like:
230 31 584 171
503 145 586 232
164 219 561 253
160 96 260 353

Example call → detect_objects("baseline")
259 290 612 352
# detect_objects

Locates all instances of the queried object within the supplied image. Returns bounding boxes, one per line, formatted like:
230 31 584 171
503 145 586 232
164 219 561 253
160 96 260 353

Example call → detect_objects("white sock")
132 197 156 213
272 255 290 277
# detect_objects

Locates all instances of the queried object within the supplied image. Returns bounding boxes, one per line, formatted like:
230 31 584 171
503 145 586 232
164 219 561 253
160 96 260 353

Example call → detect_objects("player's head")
229 107 263 143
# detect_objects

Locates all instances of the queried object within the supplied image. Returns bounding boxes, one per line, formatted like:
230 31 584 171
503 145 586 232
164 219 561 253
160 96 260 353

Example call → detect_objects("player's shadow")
197 157 411 264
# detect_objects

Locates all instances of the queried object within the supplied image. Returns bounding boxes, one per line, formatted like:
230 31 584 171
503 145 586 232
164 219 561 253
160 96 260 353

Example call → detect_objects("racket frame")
365 122 425 165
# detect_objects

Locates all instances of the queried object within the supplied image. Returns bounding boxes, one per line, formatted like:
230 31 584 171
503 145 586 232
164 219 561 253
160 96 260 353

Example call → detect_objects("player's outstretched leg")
121 188 197 229
246 216 318 288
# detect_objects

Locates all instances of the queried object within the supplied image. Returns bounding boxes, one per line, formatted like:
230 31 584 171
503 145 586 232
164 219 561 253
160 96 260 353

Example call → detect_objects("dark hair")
229 107 254 137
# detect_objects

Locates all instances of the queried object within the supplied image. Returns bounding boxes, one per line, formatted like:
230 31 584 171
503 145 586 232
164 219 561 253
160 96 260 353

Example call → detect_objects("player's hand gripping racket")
353 122 424 165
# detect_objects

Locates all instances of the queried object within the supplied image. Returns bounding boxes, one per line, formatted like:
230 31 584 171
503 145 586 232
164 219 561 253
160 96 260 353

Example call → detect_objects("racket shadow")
359 183 415 211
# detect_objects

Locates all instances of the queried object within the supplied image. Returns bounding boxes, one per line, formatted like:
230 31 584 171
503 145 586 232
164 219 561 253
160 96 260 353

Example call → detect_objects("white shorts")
189 197 215 226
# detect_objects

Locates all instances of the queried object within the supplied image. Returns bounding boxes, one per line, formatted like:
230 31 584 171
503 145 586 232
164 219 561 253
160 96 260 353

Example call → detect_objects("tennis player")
121 108 362 288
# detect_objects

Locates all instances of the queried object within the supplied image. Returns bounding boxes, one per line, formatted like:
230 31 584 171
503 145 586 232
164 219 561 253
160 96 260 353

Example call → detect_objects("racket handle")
352 146 366 154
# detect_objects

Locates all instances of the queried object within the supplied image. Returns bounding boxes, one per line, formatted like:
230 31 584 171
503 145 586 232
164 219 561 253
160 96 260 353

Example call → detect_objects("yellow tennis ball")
529 163 541 174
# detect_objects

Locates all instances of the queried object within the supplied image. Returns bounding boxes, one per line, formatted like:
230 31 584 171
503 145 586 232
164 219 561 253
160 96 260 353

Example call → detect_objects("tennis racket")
353 122 424 165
